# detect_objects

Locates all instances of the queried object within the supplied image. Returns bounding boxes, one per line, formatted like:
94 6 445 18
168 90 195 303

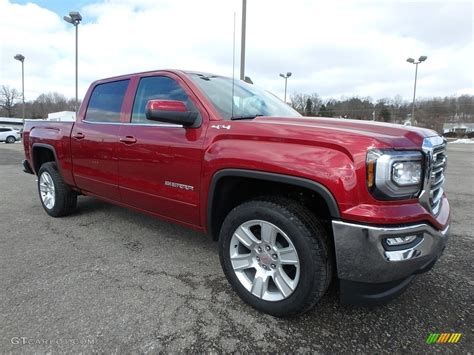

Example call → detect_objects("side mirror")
145 100 200 127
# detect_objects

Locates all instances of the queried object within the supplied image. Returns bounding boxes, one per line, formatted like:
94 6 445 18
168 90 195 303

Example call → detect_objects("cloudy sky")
0 0 472 103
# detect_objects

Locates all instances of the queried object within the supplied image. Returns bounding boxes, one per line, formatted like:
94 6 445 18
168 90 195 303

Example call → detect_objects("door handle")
73 132 85 140
120 136 137 144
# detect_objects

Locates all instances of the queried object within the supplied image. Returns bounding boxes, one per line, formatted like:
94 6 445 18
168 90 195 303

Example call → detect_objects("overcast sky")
0 0 472 103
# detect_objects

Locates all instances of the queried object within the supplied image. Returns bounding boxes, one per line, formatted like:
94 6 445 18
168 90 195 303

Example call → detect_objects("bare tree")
0 85 21 117
30 92 76 118
290 89 474 133
290 93 307 114
291 93 322 116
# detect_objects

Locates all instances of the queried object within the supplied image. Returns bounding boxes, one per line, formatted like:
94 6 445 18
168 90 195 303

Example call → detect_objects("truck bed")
23 120 75 184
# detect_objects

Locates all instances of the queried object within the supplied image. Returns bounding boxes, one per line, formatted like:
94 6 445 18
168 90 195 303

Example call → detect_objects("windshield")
188 73 301 120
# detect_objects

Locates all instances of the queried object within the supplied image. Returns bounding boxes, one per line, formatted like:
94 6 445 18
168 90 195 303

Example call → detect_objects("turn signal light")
367 160 375 188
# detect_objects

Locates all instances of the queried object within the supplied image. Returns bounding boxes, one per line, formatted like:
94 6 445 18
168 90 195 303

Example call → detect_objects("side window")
0 128 7 132
85 80 129 123
131 76 198 124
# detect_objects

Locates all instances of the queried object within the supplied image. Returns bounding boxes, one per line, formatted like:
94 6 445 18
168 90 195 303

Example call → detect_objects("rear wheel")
5 136 15 144
219 198 332 317
38 162 77 217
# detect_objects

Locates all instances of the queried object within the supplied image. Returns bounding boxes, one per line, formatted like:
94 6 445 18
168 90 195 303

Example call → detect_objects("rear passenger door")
117 74 207 226
71 79 129 201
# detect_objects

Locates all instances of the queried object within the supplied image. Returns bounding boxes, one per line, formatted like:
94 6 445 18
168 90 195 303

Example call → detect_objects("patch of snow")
449 139 474 144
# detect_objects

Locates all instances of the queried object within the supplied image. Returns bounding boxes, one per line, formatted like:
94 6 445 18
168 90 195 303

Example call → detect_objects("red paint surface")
147 99 187 112
22 70 450 233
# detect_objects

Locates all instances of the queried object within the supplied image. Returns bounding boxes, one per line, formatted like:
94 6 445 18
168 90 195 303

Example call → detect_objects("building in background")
1 111 74 128
47 111 75 121
0 117 24 128
443 123 474 135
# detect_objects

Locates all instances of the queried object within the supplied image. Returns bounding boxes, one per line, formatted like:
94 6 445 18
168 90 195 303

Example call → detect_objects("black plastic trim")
22 159 34 174
207 169 340 236
340 246 445 306
31 143 59 174
340 275 415 306
146 109 201 128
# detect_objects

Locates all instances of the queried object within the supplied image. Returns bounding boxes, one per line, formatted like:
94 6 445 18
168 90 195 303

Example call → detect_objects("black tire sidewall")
37 163 74 217
6 136 15 143
219 201 326 317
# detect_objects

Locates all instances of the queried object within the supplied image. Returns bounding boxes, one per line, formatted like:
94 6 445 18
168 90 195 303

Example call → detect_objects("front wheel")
38 162 77 217
219 198 332 317
5 136 15 144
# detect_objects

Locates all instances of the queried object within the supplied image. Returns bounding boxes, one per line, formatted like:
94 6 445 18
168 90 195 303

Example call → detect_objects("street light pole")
279 72 292 103
64 11 82 116
13 54 25 121
406 55 427 125
411 62 418 123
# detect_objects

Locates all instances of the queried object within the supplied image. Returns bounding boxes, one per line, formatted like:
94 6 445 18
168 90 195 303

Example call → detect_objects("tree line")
1 83 473 133
0 85 79 119
290 92 474 133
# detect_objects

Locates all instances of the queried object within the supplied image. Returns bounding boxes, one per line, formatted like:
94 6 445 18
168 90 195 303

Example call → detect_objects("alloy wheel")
39 172 56 209
229 220 300 301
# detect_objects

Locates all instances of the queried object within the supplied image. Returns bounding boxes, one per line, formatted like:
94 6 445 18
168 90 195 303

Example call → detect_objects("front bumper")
332 220 449 305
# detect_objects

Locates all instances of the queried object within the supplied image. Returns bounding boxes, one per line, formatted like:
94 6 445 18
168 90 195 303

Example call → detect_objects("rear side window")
85 80 129 122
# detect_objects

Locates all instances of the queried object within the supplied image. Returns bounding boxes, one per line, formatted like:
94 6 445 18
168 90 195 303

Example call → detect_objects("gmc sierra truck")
22 70 450 317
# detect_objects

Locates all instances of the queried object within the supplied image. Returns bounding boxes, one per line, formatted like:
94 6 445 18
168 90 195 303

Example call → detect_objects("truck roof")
90 69 222 84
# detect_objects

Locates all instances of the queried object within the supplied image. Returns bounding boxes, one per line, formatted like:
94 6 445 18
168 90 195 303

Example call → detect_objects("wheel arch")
207 169 340 240
32 143 59 174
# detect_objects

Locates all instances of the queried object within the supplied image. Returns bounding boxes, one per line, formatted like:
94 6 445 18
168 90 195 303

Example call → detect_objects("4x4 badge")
211 125 231 130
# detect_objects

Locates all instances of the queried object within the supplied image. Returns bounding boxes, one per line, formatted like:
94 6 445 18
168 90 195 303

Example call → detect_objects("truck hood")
253 116 438 149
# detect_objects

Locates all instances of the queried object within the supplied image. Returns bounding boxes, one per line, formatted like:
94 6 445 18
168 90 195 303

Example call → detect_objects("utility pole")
240 0 247 80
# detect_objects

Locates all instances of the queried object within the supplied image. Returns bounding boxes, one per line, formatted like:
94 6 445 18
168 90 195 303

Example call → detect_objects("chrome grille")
429 144 447 215
420 136 447 215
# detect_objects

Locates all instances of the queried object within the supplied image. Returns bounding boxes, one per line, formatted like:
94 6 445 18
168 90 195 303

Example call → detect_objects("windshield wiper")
230 114 264 121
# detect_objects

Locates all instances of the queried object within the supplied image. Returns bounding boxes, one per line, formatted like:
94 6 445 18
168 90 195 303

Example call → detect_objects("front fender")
200 138 359 232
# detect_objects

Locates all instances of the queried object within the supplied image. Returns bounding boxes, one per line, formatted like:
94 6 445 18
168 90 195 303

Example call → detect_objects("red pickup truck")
22 70 450 316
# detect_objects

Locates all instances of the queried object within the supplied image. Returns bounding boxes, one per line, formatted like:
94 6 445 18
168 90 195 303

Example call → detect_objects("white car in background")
0 127 21 143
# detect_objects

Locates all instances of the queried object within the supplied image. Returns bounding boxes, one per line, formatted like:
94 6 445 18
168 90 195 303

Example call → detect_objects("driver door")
117 74 207 226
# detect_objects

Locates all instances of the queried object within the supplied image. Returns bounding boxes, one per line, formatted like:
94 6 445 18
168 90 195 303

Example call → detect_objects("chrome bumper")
332 220 449 283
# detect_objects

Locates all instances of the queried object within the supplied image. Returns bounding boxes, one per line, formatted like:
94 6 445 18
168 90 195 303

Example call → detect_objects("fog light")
385 235 417 246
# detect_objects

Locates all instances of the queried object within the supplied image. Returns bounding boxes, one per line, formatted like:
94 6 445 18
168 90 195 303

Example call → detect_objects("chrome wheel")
39 172 55 209
229 220 300 301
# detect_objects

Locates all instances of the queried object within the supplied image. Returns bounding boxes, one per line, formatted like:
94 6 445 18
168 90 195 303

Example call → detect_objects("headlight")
392 161 422 186
367 150 423 200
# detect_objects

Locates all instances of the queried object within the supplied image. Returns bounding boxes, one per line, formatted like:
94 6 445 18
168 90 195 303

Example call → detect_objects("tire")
37 162 77 217
219 198 333 317
5 136 15 144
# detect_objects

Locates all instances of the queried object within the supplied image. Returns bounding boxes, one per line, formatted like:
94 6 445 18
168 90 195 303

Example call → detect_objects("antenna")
231 11 236 119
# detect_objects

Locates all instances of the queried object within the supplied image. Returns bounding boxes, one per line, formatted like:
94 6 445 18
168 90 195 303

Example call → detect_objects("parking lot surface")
0 142 472 353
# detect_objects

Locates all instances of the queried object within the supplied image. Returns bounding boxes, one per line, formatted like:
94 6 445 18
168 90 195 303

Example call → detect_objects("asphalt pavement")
0 142 472 353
